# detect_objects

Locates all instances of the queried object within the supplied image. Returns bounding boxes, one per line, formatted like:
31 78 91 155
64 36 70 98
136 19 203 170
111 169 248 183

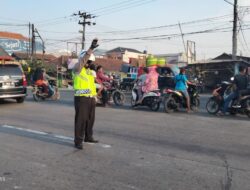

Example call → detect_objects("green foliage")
24 60 57 84
26 60 44 73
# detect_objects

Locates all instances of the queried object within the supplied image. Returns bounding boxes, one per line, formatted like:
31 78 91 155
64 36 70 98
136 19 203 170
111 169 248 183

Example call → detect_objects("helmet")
79 50 95 62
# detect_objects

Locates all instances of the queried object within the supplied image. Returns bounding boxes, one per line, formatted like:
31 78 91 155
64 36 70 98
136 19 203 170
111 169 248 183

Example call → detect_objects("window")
0 65 22 76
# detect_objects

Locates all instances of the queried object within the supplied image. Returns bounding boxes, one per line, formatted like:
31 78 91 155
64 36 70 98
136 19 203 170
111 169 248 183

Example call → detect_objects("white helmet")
79 50 95 62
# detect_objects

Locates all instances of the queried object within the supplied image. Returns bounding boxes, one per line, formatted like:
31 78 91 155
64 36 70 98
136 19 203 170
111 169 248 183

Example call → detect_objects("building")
187 53 250 89
94 58 124 72
94 49 108 59
67 57 124 73
106 47 146 63
156 53 187 67
213 53 250 63
12 52 58 65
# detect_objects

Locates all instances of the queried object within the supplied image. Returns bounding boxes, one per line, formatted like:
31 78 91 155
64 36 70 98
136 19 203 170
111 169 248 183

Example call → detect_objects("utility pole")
73 11 96 50
178 22 188 64
30 24 45 63
27 22 31 59
232 0 238 73
31 24 35 62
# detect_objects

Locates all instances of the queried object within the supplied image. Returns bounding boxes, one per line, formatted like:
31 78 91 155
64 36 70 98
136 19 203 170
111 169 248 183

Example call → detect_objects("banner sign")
0 38 43 53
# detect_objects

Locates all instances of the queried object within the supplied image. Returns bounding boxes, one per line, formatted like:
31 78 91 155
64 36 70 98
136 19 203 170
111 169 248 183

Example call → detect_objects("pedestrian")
73 38 99 150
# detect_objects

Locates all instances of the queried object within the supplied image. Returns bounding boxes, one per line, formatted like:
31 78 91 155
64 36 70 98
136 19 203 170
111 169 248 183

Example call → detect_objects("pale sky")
1 0 250 59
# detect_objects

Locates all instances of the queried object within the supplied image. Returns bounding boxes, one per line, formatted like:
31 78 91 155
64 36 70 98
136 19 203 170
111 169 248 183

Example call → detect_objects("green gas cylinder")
157 58 166 67
146 57 158 67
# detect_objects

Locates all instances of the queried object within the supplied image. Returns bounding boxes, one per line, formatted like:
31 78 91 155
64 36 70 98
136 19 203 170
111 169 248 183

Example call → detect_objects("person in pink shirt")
136 66 159 103
96 65 111 97
142 66 159 93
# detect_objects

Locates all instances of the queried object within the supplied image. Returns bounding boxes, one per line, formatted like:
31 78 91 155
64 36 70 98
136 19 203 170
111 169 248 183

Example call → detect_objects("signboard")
0 38 43 53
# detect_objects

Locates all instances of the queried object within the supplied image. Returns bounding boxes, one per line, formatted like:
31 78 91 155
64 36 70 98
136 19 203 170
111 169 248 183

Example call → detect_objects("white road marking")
53 134 74 141
1 125 111 148
13 186 22 189
2 125 47 135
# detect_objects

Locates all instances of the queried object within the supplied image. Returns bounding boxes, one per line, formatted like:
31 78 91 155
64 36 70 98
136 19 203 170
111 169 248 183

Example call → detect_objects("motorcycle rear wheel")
245 99 250 118
164 95 176 113
113 91 125 106
131 97 136 108
51 90 60 100
150 102 160 112
246 111 250 118
191 98 200 112
33 92 44 102
206 97 220 114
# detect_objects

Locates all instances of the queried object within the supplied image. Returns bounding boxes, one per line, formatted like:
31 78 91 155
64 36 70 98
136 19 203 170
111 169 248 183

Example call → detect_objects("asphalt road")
0 90 249 190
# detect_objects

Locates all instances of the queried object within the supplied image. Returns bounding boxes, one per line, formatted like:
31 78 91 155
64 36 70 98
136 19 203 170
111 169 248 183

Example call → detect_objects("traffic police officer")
73 38 99 150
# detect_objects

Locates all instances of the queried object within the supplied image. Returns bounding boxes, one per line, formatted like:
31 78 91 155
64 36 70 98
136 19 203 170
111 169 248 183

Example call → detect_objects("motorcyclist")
136 67 149 103
232 67 250 108
33 68 49 95
96 65 111 98
220 65 248 115
137 66 159 103
174 68 193 112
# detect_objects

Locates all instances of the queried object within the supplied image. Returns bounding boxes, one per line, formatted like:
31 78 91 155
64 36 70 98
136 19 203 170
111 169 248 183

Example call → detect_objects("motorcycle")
131 81 161 111
163 84 200 113
96 79 125 106
194 77 205 94
32 80 60 101
206 81 250 118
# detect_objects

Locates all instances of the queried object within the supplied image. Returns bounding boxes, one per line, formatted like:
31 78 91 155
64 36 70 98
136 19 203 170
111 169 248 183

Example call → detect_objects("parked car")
0 63 27 103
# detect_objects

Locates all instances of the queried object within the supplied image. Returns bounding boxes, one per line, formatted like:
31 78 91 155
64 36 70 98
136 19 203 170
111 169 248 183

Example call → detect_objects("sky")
1 0 250 60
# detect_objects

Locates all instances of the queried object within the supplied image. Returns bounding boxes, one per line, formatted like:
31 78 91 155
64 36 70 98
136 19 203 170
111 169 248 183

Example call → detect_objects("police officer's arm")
73 38 99 74
73 49 93 74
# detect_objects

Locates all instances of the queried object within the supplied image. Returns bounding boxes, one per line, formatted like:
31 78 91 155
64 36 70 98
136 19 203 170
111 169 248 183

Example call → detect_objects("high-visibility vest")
73 67 96 97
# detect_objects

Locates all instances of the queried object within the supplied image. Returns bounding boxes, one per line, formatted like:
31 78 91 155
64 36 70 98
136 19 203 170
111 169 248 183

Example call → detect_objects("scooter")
32 80 60 101
163 84 200 113
131 81 161 111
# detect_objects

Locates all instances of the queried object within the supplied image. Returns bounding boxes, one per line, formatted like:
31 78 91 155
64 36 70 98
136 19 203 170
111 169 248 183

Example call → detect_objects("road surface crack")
220 156 233 190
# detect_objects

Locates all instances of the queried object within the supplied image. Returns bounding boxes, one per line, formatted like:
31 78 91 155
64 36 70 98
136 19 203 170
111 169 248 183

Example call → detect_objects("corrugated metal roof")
107 47 142 54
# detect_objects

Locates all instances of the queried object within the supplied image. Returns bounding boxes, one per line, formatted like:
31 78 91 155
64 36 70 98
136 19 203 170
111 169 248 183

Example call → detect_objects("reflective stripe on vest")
75 89 91 95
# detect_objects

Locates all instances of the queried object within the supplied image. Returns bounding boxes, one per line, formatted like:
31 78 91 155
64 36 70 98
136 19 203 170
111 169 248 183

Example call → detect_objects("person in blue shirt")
175 68 193 112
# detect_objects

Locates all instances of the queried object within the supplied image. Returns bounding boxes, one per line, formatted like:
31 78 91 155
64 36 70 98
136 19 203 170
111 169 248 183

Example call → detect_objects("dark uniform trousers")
74 96 96 145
